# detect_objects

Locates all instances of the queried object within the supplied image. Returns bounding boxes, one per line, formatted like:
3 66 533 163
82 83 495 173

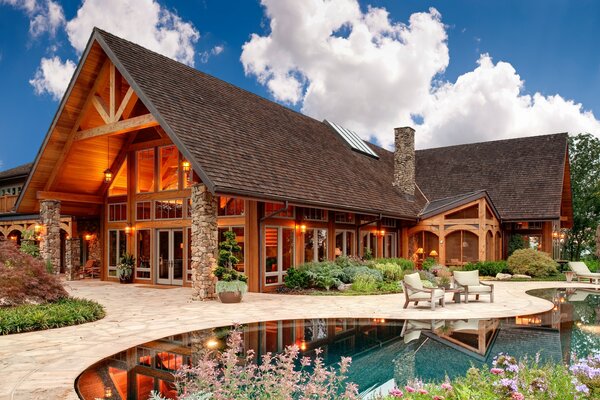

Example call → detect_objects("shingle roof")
95 29 420 219
419 190 499 219
415 133 568 220
0 162 32 182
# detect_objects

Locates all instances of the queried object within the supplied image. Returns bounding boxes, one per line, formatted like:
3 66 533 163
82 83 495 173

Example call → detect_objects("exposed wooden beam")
114 86 137 121
37 191 104 204
128 137 172 151
74 113 158 141
109 63 116 120
92 95 110 124
44 59 111 191
99 132 137 195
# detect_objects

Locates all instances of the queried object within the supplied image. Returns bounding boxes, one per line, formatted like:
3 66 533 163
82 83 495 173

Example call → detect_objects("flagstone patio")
0 279 594 399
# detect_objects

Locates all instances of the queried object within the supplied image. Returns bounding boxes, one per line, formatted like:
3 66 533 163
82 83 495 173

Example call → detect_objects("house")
4 29 572 298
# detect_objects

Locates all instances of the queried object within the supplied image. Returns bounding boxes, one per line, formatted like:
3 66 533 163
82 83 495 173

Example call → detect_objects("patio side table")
445 287 465 303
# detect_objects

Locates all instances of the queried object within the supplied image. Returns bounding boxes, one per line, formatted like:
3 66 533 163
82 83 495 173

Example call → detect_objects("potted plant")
214 230 248 303
436 268 453 289
117 253 135 283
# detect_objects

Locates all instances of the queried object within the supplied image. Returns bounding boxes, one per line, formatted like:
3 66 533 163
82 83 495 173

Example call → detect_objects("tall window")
383 233 396 258
218 197 245 216
218 226 245 272
445 230 478 264
304 229 328 262
408 231 439 260
137 149 155 193
335 230 355 257
361 231 377 258
108 230 127 277
265 227 294 285
136 230 151 279
159 145 179 191
186 228 193 282
495 232 502 260
486 231 494 261
108 157 127 196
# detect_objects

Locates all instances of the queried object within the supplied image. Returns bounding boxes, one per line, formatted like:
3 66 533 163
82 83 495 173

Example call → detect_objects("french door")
156 229 183 285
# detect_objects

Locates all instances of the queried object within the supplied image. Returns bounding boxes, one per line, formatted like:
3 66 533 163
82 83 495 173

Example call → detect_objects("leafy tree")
507 234 527 256
565 133 600 260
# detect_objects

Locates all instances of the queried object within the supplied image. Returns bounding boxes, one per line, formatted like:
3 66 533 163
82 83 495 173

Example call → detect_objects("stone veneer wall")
65 238 81 280
191 183 218 300
393 126 415 196
39 199 61 273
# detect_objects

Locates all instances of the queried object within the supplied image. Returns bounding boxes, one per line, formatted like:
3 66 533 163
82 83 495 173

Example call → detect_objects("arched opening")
445 230 479 265
486 231 494 261
7 229 22 246
408 230 439 264
495 232 502 260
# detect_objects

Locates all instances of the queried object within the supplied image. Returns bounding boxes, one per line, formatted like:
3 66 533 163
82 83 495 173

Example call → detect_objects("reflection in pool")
77 287 600 399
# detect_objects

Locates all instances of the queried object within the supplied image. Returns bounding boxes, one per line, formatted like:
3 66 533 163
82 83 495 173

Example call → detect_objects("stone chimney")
393 126 415 196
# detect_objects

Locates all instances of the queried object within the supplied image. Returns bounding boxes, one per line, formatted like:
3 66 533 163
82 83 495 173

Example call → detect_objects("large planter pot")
119 274 133 284
218 291 243 303
565 271 575 283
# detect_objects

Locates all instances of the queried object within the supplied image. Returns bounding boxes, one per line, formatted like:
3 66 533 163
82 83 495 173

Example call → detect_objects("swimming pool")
76 287 600 399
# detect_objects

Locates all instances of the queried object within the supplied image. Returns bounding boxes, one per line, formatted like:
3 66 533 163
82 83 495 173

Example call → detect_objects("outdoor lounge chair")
568 262 600 284
83 259 99 279
401 272 446 311
453 270 494 303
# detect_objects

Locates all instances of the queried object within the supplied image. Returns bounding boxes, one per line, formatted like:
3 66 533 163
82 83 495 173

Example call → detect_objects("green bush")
0 298 105 335
585 259 600 272
463 261 509 276
372 263 404 282
350 274 379 292
508 234 527 256
339 265 382 284
284 267 310 289
507 249 559 277
297 262 344 290
334 256 368 268
422 257 437 271
373 258 414 270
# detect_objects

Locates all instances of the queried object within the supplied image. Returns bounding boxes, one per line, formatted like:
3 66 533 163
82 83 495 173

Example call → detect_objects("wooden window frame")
108 202 127 222
264 226 295 286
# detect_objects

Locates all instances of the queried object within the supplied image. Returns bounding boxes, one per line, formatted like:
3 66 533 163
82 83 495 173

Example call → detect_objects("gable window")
335 230 355 257
108 157 128 197
304 229 328 262
159 145 179 191
303 208 327 221
108 203 127 222
445 205 478 219
264 202 294 218
218 197 245 216
155 199 183 219
137 148 155 193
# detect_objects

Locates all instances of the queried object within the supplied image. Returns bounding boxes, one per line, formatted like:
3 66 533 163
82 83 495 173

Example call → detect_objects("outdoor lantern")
104 387 112 399
379 229 386 236
296 224 306 233
103 168 113 183
182 160 191 173
34 223 42 233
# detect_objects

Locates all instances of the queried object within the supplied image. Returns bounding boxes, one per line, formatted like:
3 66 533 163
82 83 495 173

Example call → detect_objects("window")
408 231 439 260
137 148 155 193
445 205 478 219
159 145 179 191
186 198 192 218
264 226 294 285
495 232 502 260
445 230 478 264
136 230 151 279
335 230 355 257
218 226 245 272
485 206 494 220
361 231 377 258
136 201 152 220
303 208 327 221
108 203 127 222
264 202 294 218
218 197 245 216
187 228 193 282
108 157 128 197
486 231 494 261
382 217 397 228
155 200 183 219
383 233 396 258
108 230 127 277
304 229 328 262
334 212 354 224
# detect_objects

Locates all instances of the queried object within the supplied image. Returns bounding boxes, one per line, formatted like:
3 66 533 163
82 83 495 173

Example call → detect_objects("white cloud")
29 56 75 100
66 0 199 66
242 0 600 148
1 0 65 37
199 44 225 63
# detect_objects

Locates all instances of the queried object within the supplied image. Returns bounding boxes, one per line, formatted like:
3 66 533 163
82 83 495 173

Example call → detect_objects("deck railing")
0 195 18 213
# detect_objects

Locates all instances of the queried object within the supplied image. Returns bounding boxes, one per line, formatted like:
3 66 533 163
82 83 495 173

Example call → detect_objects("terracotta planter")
218 291 243 303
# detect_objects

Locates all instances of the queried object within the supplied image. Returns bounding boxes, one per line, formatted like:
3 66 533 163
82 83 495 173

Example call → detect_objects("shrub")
284 267 310 289
374 258 414 270
372 263 404 282
19 230 39 258
150 326 359 400
464 261 509 277
507 249 558 277
0 240 67 306
584 259 600 273
422 257 437 271
339 266 383 284
508 234 527 256
334 256 368 268
0 298 105 335
297 262 344 290
350 274 379 292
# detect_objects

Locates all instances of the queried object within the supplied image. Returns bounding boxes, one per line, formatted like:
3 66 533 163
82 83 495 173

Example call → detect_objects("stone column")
39 199 61 274
65 238 82 280
191 183 218 300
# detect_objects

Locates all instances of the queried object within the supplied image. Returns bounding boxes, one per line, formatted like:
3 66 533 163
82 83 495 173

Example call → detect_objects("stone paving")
0 279 594 399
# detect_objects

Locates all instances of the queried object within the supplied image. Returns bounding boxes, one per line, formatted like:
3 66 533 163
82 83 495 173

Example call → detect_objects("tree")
564 133 600 260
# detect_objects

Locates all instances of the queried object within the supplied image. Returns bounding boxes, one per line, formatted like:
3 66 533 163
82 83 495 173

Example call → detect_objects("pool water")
77 287 600 399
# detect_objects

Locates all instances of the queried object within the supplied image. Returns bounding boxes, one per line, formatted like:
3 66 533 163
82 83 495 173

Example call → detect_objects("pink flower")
433 396 445 400
441 382 453 390
388 387 404 397
490 367 504 375
511 393 525 400
405 385 416 393
418 389 428 394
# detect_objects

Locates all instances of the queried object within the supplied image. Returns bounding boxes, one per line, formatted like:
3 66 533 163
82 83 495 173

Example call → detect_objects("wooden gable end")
18 40 159 216
560 151 574 229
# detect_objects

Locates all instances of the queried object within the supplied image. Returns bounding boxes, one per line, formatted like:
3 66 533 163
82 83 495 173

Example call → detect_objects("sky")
0 0 599 171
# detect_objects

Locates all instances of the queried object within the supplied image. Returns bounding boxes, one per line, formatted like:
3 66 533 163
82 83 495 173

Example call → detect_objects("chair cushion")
569 262 591 275
404 272 423 290
410 289 445 300
454 270 480 286
467 285 492 293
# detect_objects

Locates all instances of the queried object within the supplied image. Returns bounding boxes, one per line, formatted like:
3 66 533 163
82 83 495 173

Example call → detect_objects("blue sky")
0 0 599 170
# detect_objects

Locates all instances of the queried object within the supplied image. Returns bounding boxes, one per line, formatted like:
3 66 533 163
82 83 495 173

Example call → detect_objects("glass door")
156 229 184 286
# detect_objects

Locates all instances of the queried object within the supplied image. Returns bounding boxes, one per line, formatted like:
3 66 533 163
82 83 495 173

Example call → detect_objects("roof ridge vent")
324 120 379 159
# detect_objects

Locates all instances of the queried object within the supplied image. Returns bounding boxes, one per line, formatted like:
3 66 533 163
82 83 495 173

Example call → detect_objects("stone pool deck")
0 280 595 399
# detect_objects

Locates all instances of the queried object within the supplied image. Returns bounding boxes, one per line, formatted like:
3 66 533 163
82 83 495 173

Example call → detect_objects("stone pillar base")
191 183 217 300
39 199 61 274
65 238 82 280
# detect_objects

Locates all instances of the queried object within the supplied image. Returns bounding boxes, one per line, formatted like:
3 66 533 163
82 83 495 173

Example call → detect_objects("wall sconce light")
34 223 42 233
296 224 306 233
104 386 112 399
9 235 16 241
124 225 135 235
182 160 191 173
84 234 93 241
552 231 558 239
299 340 307 351
379 229 386 237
